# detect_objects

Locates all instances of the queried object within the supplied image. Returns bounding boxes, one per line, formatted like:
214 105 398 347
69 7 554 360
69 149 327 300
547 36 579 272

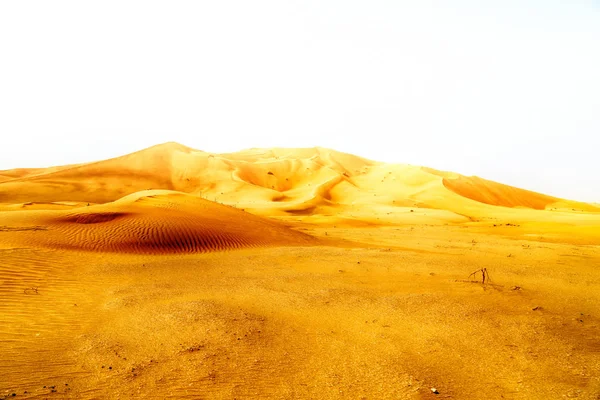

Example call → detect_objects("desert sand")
0 143 599 399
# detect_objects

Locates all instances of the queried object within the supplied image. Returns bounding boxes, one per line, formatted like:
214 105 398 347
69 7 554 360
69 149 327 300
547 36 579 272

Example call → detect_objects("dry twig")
468 268 490 284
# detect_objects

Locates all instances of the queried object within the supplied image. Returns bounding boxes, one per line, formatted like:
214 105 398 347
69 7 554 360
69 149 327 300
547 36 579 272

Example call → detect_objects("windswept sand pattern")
52 213 268 253
0 248 103 391
1 191 316 254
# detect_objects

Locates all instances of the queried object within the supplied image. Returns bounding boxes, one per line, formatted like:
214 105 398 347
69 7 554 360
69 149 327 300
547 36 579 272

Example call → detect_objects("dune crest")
421 167 599 212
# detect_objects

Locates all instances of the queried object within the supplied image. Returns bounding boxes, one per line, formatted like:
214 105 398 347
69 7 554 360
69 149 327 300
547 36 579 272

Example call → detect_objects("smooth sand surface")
1 143 599 399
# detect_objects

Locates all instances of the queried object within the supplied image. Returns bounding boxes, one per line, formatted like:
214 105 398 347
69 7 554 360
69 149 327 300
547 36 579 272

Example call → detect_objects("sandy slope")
0 190 315 253
1 143 599 399
1 142 597 216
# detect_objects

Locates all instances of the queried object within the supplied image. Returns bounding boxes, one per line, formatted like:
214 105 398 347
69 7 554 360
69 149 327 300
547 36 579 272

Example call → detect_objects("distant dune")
0 142 597 218
442 174 559 209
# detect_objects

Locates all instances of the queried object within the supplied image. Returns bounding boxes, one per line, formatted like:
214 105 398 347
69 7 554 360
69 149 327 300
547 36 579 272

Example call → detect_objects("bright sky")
1 1 599 202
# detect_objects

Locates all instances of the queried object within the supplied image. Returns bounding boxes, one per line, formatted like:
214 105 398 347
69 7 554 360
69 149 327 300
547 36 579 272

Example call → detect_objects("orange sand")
0 143 599 399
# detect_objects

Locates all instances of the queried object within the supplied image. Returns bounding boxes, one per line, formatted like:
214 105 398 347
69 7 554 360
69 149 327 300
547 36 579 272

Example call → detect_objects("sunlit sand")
1 143 598 399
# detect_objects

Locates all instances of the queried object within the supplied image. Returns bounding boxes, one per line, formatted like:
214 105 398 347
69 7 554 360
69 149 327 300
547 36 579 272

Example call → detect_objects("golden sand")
0 143 598 399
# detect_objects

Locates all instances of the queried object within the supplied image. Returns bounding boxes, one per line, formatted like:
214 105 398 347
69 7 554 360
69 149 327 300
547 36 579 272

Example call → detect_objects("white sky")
1 1 599 202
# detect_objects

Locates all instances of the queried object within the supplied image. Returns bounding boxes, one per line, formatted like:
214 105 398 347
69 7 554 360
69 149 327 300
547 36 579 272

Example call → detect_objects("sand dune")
1 143 600 399
429 169 598 212
422 167 558 209
1 143 597 220
1 142 598 247
0 168 49 180
0 190 315 254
